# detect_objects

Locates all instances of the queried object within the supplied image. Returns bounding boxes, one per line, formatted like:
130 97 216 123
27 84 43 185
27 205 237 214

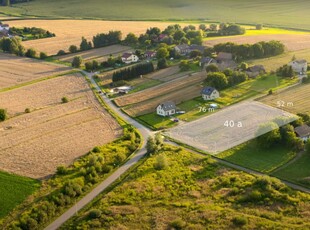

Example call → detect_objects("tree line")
112 62 155 82
207 23 245 37
213 40 285 61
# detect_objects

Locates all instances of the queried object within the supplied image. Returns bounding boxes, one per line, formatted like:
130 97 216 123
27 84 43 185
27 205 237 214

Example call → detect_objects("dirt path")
271 151 305 174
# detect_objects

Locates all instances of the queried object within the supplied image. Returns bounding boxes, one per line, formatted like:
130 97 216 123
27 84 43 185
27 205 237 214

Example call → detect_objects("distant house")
289 59 308 74
144 51 157 59
174 44 191 55
216 52 236 70
295 124 310 142
216 52 233 63
201 87 220 100
199 57 216 68
174 44 205 56
156 101 176 117
121 53 139 64
246 65 266 78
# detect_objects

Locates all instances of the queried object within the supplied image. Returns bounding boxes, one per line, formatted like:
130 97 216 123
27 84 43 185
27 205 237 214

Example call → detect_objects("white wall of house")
202 90 220 100
156 105 175 116
289 61 308 73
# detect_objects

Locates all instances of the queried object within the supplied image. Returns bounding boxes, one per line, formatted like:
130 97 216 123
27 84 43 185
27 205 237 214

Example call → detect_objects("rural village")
1 0 310 229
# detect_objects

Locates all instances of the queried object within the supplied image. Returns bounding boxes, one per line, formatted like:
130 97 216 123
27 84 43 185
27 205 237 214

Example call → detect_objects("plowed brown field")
0 74 121 179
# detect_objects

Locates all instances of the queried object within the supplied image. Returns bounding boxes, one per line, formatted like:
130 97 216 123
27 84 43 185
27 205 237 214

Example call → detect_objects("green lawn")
217 141 296 173
128 79 162 94
3 1 310 30
137 113 177 129
0 171 40 219
272 152 310 187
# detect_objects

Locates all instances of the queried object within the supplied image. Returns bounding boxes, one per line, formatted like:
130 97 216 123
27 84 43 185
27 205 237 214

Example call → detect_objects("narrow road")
45 72 153 230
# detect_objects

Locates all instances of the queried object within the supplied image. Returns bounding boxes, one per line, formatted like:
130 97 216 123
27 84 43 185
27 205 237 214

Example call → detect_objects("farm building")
246 65 266 78
156 101 176 117
121 53 139 64
294 124 310 142
201 86 220 100
0 23 9 31
216 52 233 63
289 59 308 74
144 50 156 59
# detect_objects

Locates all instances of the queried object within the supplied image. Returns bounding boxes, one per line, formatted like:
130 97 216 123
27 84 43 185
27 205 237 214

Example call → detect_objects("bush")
169 218 186 230
88 209 102 219
25 108 31 113
92 146 100 153
72 56 83 68
268 89 273 95
25 48 37 58
39 52 48 59
153 155 168 170
57 50 66 56
256 24 263 30
69 45 78 53
0 109 7 122
232 216 247 226
61 97 69 103
56 165 67 175
157 58 168 69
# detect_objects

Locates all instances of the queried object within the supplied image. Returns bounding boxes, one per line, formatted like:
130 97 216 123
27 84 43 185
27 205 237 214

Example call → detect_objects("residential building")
289 59 308 74
295 124 310 142
246 65 266 78
121 53 139 64
156 101 177 117
201 87 220 100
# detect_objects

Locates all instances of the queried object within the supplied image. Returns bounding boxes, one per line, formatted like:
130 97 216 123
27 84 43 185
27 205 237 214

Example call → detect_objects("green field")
217 142 296 173
0 171 40 219
2 1 310 30
62 146 310 229
272 152 310 187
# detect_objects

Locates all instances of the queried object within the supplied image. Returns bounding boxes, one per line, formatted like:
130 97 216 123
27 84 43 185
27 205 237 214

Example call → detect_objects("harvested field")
165 101 297 154
0 53 70 90
125 84 203 117
114 72 205 107
8 20 190 55
58 45 133 63
0 74 121 179
158 71 192 82
204 34 310 52
259 83 310 114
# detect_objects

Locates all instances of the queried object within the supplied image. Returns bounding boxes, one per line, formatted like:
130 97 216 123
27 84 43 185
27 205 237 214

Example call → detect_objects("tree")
80 36 92 51
0 109 7 122
156 47 169 59
146 136 157 153
209 24 218 31
123 32 138 46
157 58 168 69
252 43 264 58
25 48 36 58
72 56 83 68
173 30 185 41
85 61 93 71
306 139 310 154
256 122 281 148
57 50 66 56
69 45 78 53
205 72 228 90
256 24 263 30
205 64 219 73
189 49 202 58
199 24 206 30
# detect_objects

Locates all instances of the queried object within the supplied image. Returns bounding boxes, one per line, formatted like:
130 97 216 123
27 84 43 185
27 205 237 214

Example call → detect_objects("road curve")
44 72 153 230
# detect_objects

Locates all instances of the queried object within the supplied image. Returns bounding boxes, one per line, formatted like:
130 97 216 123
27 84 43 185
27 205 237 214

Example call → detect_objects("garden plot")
165 101 297 154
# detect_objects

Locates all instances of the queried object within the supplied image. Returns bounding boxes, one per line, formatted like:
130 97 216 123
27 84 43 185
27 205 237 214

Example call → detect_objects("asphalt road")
44 72 153 230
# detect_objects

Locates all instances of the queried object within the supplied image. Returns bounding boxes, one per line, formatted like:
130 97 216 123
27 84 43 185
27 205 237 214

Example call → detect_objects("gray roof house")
246 65 266 78
295 124 310 141
201 87 220 101
156 101 177 117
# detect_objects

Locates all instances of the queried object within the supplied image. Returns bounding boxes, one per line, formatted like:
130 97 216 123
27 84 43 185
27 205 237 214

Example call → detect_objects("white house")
121 53 139 64
294 125 310 142
289 59 308 74
156 101 176 117
201 87 219 100
0 24 9 32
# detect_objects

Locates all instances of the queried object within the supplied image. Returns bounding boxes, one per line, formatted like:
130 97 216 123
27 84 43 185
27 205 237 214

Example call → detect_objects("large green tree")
205 72 228 90
256 122 281 148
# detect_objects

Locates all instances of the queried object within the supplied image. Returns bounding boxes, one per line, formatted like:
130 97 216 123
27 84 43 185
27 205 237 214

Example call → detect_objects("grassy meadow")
2 1 310 30
62 146 310 229
0 171 40 219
